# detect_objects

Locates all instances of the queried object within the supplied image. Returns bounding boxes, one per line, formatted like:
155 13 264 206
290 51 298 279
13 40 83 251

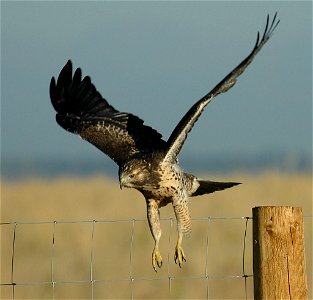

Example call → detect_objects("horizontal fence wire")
1 216 312 299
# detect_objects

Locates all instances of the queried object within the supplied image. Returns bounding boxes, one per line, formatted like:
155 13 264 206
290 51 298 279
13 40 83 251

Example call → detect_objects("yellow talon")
174 245 186 267
152 248 163 272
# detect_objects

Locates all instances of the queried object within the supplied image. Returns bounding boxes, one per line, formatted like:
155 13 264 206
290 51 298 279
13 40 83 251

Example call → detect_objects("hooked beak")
120 179 124 190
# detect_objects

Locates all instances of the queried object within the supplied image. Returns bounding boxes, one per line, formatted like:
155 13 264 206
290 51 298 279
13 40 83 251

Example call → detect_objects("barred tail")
192 180 241 197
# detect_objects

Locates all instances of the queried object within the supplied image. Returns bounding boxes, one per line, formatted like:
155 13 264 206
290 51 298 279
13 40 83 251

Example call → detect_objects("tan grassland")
1 171 312 299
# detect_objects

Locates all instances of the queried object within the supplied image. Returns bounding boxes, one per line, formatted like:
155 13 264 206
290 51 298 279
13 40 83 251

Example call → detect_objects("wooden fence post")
253 206 308 299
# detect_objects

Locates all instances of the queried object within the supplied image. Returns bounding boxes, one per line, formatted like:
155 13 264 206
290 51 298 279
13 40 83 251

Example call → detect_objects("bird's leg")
173 202 191 267
146 199 162 272
174 232 186 267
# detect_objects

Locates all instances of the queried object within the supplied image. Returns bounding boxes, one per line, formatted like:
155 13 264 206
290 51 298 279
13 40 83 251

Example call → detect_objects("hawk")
50 13 279 271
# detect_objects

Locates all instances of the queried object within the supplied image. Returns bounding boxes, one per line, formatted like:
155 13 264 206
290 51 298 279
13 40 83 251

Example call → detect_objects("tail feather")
192 180 241 197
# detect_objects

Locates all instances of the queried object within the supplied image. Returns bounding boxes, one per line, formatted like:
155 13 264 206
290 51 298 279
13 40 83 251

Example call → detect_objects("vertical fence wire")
205 217 211 300
167 218 173 298
90 220 96 300
242 216 250 300
51 221 57 300
129 219 135 300
10 222 17 300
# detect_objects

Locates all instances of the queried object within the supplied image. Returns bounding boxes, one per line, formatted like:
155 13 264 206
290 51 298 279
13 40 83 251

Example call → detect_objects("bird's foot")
152 248 162 272
174 244 186 267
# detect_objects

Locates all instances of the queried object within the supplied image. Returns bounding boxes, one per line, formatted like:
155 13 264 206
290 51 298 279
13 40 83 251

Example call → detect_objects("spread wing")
50 60 166 166
163 13 280 163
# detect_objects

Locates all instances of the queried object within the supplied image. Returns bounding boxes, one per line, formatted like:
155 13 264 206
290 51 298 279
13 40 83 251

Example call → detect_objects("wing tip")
50 59 75 113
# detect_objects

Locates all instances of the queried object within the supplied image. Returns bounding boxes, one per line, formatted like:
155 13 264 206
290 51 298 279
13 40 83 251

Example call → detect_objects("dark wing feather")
50 60 166 166
192 180 241 197
163 13 280 163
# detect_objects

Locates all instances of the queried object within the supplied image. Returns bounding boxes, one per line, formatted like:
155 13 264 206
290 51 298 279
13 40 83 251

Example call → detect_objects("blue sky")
1 1 312 172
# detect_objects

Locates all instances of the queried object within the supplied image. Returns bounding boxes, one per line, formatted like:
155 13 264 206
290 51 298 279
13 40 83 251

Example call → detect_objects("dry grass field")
1 171 312 299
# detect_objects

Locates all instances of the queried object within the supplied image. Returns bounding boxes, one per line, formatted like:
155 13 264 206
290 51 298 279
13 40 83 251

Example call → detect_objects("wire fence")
1 216 312 299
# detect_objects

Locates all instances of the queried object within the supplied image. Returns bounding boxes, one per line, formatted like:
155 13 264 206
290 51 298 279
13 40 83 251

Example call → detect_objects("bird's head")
119 159 151 190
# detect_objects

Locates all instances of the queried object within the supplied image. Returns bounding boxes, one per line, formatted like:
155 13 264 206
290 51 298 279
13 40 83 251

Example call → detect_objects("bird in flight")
50 13 279 271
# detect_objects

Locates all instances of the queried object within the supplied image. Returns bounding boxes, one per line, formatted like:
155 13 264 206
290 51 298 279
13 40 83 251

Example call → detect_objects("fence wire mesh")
1 216 312 299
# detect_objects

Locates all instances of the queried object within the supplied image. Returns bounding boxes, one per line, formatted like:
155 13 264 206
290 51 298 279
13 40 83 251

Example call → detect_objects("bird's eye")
129 174 134 178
